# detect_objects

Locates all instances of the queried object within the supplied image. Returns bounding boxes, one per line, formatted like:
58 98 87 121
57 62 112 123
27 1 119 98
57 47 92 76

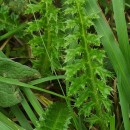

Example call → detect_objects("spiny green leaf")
36 102 71 130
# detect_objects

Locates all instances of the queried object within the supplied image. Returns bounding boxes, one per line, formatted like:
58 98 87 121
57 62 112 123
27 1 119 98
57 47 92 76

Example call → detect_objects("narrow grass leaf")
117 74 130 130
21 97 38 127
0 76 68 100
29 75 65 85
21 88 44 116
86 0 130 103
112 0 130 66
0 23 26 41
110 115 115 130
11 106 33 130
0 112 24 130
0 121 14 130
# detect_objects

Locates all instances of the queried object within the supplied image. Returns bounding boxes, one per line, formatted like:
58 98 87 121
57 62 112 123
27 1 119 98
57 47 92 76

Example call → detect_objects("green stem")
0 23 26 41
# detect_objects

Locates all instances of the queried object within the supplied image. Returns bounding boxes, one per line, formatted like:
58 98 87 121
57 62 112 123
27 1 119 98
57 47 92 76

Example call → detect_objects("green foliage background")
0 0 130 130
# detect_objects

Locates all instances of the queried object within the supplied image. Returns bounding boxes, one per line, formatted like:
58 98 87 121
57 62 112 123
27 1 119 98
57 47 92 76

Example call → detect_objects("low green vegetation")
0 0 129 130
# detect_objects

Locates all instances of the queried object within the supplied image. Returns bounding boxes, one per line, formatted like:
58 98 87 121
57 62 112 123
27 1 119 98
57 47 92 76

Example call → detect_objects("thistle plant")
0 0 120 129
63 1 112 129
25 0 63 76
35 102 71 130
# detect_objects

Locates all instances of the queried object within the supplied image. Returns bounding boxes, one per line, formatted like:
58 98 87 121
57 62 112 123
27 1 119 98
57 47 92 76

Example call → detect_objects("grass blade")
110 115 115 130
112 0 130 66
29 75 65 85
118 74 130 130
21 97 38 127
0 121 14 130
0 76 68 100
86 0 130 103
0 23 26 41
11 106 33 130
0 112 24 130
22 88 44 116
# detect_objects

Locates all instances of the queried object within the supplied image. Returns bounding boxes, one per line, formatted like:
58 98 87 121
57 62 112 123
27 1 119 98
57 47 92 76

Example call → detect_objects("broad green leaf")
0 57 41 81
0 83 22 107
0 57 41 107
